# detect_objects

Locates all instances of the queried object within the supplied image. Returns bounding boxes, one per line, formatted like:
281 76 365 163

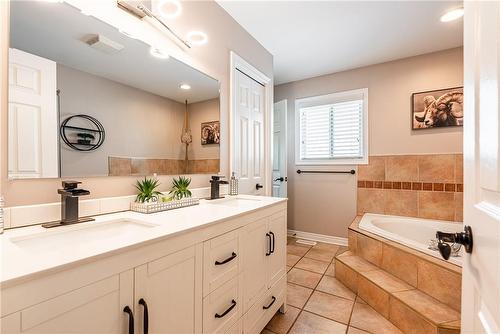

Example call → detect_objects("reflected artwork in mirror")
8 1 220 179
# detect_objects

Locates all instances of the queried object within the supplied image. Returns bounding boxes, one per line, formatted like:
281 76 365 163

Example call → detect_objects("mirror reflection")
8 1 220 179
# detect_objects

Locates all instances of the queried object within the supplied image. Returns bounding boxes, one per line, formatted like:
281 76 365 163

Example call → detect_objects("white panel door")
233 70 265 195
134 246 202 334
272 100 287 198
8 48 58 178
462 2 500 333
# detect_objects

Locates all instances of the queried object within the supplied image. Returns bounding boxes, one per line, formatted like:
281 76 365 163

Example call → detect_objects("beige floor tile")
304 291 354 324
286 266 292 272
316 276 356 301
304 248 336 262
312 242 340 253
349 302 403 334
287 244 310 257
294 257 330 274
356 296 367 304
361 270 414 293
337 254 379 272
287 268 322 288
287 253 302 267
348 327 371 334
289 311 347 334
286 283 313 308
325 262 335 277
265 306 301 334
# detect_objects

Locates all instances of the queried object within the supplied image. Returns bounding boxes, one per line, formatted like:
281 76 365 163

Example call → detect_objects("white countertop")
0 195 286 286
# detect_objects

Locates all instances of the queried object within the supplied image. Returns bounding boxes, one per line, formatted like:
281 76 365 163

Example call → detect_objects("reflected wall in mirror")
8 1 220 179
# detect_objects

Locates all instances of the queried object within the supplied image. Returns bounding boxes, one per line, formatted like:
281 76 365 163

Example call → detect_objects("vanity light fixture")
186 31 208 45
158 0 182 19
440 7 464 22
150 47 169 59
179 83 191 90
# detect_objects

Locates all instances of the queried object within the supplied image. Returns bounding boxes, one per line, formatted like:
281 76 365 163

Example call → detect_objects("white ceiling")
217 1 463 85
10 1 219 103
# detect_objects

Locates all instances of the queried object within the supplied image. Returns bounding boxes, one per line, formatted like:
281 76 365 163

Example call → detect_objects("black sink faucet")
42 181 94 228
209 175 229 200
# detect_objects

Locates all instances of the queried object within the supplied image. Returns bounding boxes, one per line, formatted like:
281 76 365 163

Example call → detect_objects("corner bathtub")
358 213 464 266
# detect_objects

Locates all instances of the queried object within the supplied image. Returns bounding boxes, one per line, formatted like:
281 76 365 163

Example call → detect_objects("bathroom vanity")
0 195 287 334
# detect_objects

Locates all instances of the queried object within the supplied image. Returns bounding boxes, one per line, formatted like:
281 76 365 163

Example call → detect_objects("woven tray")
130 197 199 214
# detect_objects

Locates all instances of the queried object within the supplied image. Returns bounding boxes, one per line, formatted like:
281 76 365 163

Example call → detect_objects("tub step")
335 253 461 334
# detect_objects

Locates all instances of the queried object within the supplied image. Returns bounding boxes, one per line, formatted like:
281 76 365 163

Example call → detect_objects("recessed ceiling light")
158 0 182 19
179 83 191 90
149 47 169 59
440 8 464 22
186 31 208 45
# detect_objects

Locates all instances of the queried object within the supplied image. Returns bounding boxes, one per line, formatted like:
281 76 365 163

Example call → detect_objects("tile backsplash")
108 157 220 176
357 154 463 222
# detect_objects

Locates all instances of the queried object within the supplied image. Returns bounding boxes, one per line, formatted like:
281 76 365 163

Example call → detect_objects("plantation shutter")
299 99 363 160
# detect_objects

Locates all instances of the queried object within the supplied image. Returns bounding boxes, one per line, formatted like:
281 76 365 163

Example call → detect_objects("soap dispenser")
229 172 239 196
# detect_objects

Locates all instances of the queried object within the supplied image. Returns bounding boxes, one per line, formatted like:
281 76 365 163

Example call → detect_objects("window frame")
295 88 369 165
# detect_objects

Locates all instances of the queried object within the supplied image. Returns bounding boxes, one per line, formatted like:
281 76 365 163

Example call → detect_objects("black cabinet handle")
139 298 149 334
263 296 276 310
215 299 237 318
265 233 271 256
215 252 237 265
269 231 275 254
123 305 134 334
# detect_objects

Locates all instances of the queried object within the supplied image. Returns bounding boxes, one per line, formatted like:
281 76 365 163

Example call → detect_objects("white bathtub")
358 213 464 266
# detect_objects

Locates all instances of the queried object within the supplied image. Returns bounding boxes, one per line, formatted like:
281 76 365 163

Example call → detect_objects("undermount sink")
206 197 262 207
10 219 158 251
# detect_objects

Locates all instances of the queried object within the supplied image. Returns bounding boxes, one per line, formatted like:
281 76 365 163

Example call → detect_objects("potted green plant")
135 177 162 203
169 176 192 200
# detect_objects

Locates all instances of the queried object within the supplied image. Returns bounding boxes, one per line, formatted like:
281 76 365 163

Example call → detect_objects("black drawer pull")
139 298 149 334
215 299 237 318
123 305 134 334
263 296 276 310
215 252 237 265
269 231 275 254
266 233 271 256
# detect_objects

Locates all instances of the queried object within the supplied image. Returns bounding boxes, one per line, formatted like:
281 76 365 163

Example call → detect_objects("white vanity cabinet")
0 199 287 334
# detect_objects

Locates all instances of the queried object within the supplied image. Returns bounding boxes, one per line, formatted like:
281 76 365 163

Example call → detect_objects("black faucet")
42 181 94 228
209 175 229 200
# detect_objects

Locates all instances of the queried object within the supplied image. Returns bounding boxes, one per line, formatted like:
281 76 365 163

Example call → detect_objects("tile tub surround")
330 216 462 334
263 237 404 334
357 154 463 222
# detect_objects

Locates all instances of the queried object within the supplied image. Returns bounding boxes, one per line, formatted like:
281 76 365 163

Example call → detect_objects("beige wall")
187 98 220 160
275 48 463 238
0 0 273 206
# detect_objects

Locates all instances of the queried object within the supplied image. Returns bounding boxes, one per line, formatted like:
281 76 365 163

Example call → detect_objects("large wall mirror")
8 1 220 179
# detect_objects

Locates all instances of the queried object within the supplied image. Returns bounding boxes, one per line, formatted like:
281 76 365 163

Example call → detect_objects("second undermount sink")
206 196 262 207
10 218 158 252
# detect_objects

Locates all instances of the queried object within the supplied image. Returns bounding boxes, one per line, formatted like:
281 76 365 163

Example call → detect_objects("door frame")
273 99 287 197
229 51 273 196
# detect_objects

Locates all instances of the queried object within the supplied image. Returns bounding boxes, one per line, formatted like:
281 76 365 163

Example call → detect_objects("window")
295 88 368 165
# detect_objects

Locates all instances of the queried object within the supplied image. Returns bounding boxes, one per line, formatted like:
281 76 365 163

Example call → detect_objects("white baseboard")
287 229 348 246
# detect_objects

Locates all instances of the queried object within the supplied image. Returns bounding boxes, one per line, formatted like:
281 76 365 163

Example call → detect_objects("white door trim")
229 51 273 196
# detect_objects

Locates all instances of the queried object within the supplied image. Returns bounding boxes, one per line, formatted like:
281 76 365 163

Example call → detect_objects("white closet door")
233 70 265 194
8 48 58 178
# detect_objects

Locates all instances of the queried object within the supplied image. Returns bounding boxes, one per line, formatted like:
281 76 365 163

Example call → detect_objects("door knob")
436 226 473 260
274 177 285 182
256 183 263 190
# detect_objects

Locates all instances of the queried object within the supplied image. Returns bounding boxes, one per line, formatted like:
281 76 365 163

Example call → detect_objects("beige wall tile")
334 261 359 293
356 234 383 266
358 156 386 181
418 155 455 182
362 270 414 293
357 188 385 215
417 260 462 312
454 154 463 183
384 190 418 217
381 244 418 287
385 155 419 181
108 157 131 176
357 275 390 318
454 193 463 222
389 297 437 334
418 192 455 221
348 230 358 254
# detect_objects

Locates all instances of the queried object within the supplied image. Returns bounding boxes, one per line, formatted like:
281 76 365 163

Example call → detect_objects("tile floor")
262 237 403 334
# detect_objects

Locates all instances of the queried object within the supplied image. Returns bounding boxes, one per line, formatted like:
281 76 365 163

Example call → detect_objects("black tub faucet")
42 181 95 228
209 175 229 200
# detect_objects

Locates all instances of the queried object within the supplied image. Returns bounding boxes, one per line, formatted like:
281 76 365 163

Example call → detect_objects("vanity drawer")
225 318 242 334
243 275 286 334
203 275 241 334
203 229 241 295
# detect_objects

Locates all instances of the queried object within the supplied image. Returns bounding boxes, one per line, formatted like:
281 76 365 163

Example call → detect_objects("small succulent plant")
135 177 162 203
169 176 192 200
